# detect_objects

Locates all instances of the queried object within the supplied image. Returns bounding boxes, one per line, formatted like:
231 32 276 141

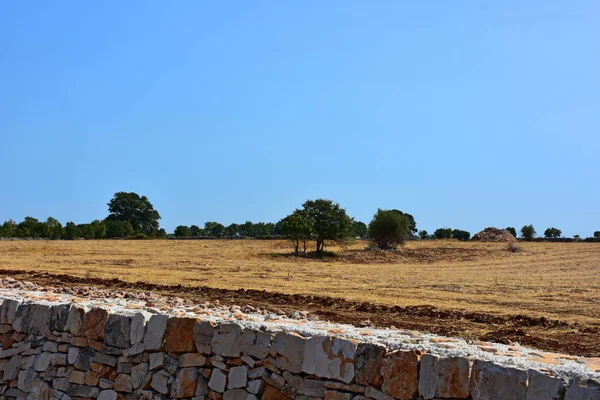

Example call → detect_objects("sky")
1 1 599 237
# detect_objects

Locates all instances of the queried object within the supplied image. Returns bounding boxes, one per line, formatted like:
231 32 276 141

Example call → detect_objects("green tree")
418 230 429 239
280 210 313 255
544 227 562 238
223 224 238 237
77 224 94 240
253 222 272 236
505 227 517 237
238 221 255 237
451 229 471 241
64 222 79 240
0 220 17 238
46 217 63 239
368 209 410 249
302 199 353 255
174 225 192 237
105 220 134 238
17 217 42 238
391 210 417 235
107 192 161 236
434 227 452 239
352 221 368 238
204 222 225 238
190 225 204 236
594 231 600 239
521 224 536 239
90 220 107 239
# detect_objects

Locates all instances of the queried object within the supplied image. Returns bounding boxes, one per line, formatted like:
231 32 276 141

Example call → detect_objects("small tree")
105 220 134 238
64 222 79 240
544 227 562 238
368 209 410 250
594 231 600 239
174 225 192 237
302 199 353 254
451 229 471 241
46 217 63 239
521 225 536 239
418 230 429 239
279 210 313 255
391 210 417 235
434 228 452 239
190 225 203 236
505 227 517 237
204 222 225 238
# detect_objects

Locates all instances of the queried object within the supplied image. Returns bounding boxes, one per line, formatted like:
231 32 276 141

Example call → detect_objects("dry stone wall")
0 299 598 400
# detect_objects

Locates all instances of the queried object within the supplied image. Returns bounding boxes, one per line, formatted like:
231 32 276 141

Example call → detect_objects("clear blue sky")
1 2 598 237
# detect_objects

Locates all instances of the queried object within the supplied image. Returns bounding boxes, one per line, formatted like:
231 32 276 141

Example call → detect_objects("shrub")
505 227 517 237
368 209 410 250
451 229 471 241
434 228 452 239
594 231 600 239
507 242 521 253
544 227 562 238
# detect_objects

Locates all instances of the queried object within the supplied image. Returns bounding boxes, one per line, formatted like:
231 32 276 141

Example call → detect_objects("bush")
544 227 562 238
594 231 600 239
451 229 471 241
507 242 521 253
505 227 517 237
368 209 409 250
434 228 452 239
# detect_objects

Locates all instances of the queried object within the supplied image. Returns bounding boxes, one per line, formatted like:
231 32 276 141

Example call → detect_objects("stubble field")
0 239 598 355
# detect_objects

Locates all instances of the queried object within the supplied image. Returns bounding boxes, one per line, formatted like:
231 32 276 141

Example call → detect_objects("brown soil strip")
1 269 598 357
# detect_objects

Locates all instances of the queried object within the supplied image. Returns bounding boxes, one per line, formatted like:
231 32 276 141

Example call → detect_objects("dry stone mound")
471 227 517 242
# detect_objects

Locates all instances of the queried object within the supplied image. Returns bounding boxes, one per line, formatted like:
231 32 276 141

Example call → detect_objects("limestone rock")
65 306 85 336
381 350 422 400
130 312 145 345
74 347 96 371
131 362 149 389
82 308 109 341
143 314 168 351
151 370 171 394
354 342 386 386
270 331 305 373
526 370 566 400
50 304 71 332
104 313 132 349
564 380 600 400
302 336 356 383
164 317 197 353
149 352 164 370
194 321 215 354
172 367 199 398
209 368 228 393
239 329 271 359
212 323 243 358
470 360 527 400
0 299 19 324
418 354 470 399
228 365 248 389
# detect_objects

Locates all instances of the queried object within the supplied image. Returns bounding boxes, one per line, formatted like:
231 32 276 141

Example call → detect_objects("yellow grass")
0 239 599 327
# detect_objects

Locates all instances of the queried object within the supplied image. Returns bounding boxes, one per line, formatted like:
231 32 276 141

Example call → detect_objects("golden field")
0 238 598 326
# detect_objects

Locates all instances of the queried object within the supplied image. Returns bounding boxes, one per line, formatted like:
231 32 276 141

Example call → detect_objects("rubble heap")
471 227 517 242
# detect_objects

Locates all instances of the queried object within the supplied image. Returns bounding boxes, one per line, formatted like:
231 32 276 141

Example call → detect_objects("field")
0 239 599 356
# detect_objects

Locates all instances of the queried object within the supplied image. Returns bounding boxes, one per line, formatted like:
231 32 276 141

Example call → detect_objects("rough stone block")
143 314 168 351
470 360 527 400
270 331 305 374
526 370 566 400
209 368 228 393
82 308 109 341
354 342 386 386
130 312 145 345
228 365 248 389
151 370 171 394
247 379 265 395
302 336 356 383
239 329 271 359
194 320 216 355
98 389 118 400
564 379 600 400
104 313 132 349
172 367 199 398
325 390 354 400
224 388 258 400
65 306 85 336
0 299 19 325
74 347 96 371
114 373 133 392
68 384 101 398
50 304 71 332
180 353 207 367
381 350 422 400
418 354 470 399
13 303 51 335
131 362 149 389
212 323 243 358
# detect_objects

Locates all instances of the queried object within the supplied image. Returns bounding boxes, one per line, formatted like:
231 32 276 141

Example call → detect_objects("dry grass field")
0 239 599 355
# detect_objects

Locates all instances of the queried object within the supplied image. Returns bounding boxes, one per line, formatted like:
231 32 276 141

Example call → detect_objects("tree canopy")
368 209 409 250
107 192 161 236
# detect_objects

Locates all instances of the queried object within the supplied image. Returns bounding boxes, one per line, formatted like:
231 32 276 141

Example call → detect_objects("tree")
544 227 562 238
204 222 225 238
505 227 517 237
253 222 272 236
107 192 161 236
174 225 192 237
16 217 43 238
90 220 107 239
280 210 313 255
301 199 353 254
391 210 417 235
190 225 203 236
238 221 255 237
352 221 368 238
46 217 63 239
521 225 536 239
594 231 600 239
368 209 410 250
418 230 429 240
223 224 238 237
451 229 471 241
105 220 134 238
434 228 452 239
0 220 17 238
77 224 94 240
64 222 79 240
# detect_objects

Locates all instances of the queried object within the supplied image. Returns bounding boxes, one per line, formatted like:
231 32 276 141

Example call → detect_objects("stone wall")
0 299 598 400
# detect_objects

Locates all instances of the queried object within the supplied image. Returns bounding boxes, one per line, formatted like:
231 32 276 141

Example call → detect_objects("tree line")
0 192 165 240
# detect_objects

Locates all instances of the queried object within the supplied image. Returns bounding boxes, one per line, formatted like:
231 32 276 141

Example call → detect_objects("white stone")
131 313 146 344
212 323 243 357
526 370 566 400
302 336 356 383
270 332 305 374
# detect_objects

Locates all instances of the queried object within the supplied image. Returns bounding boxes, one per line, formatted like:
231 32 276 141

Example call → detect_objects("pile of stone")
471 227 517 242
